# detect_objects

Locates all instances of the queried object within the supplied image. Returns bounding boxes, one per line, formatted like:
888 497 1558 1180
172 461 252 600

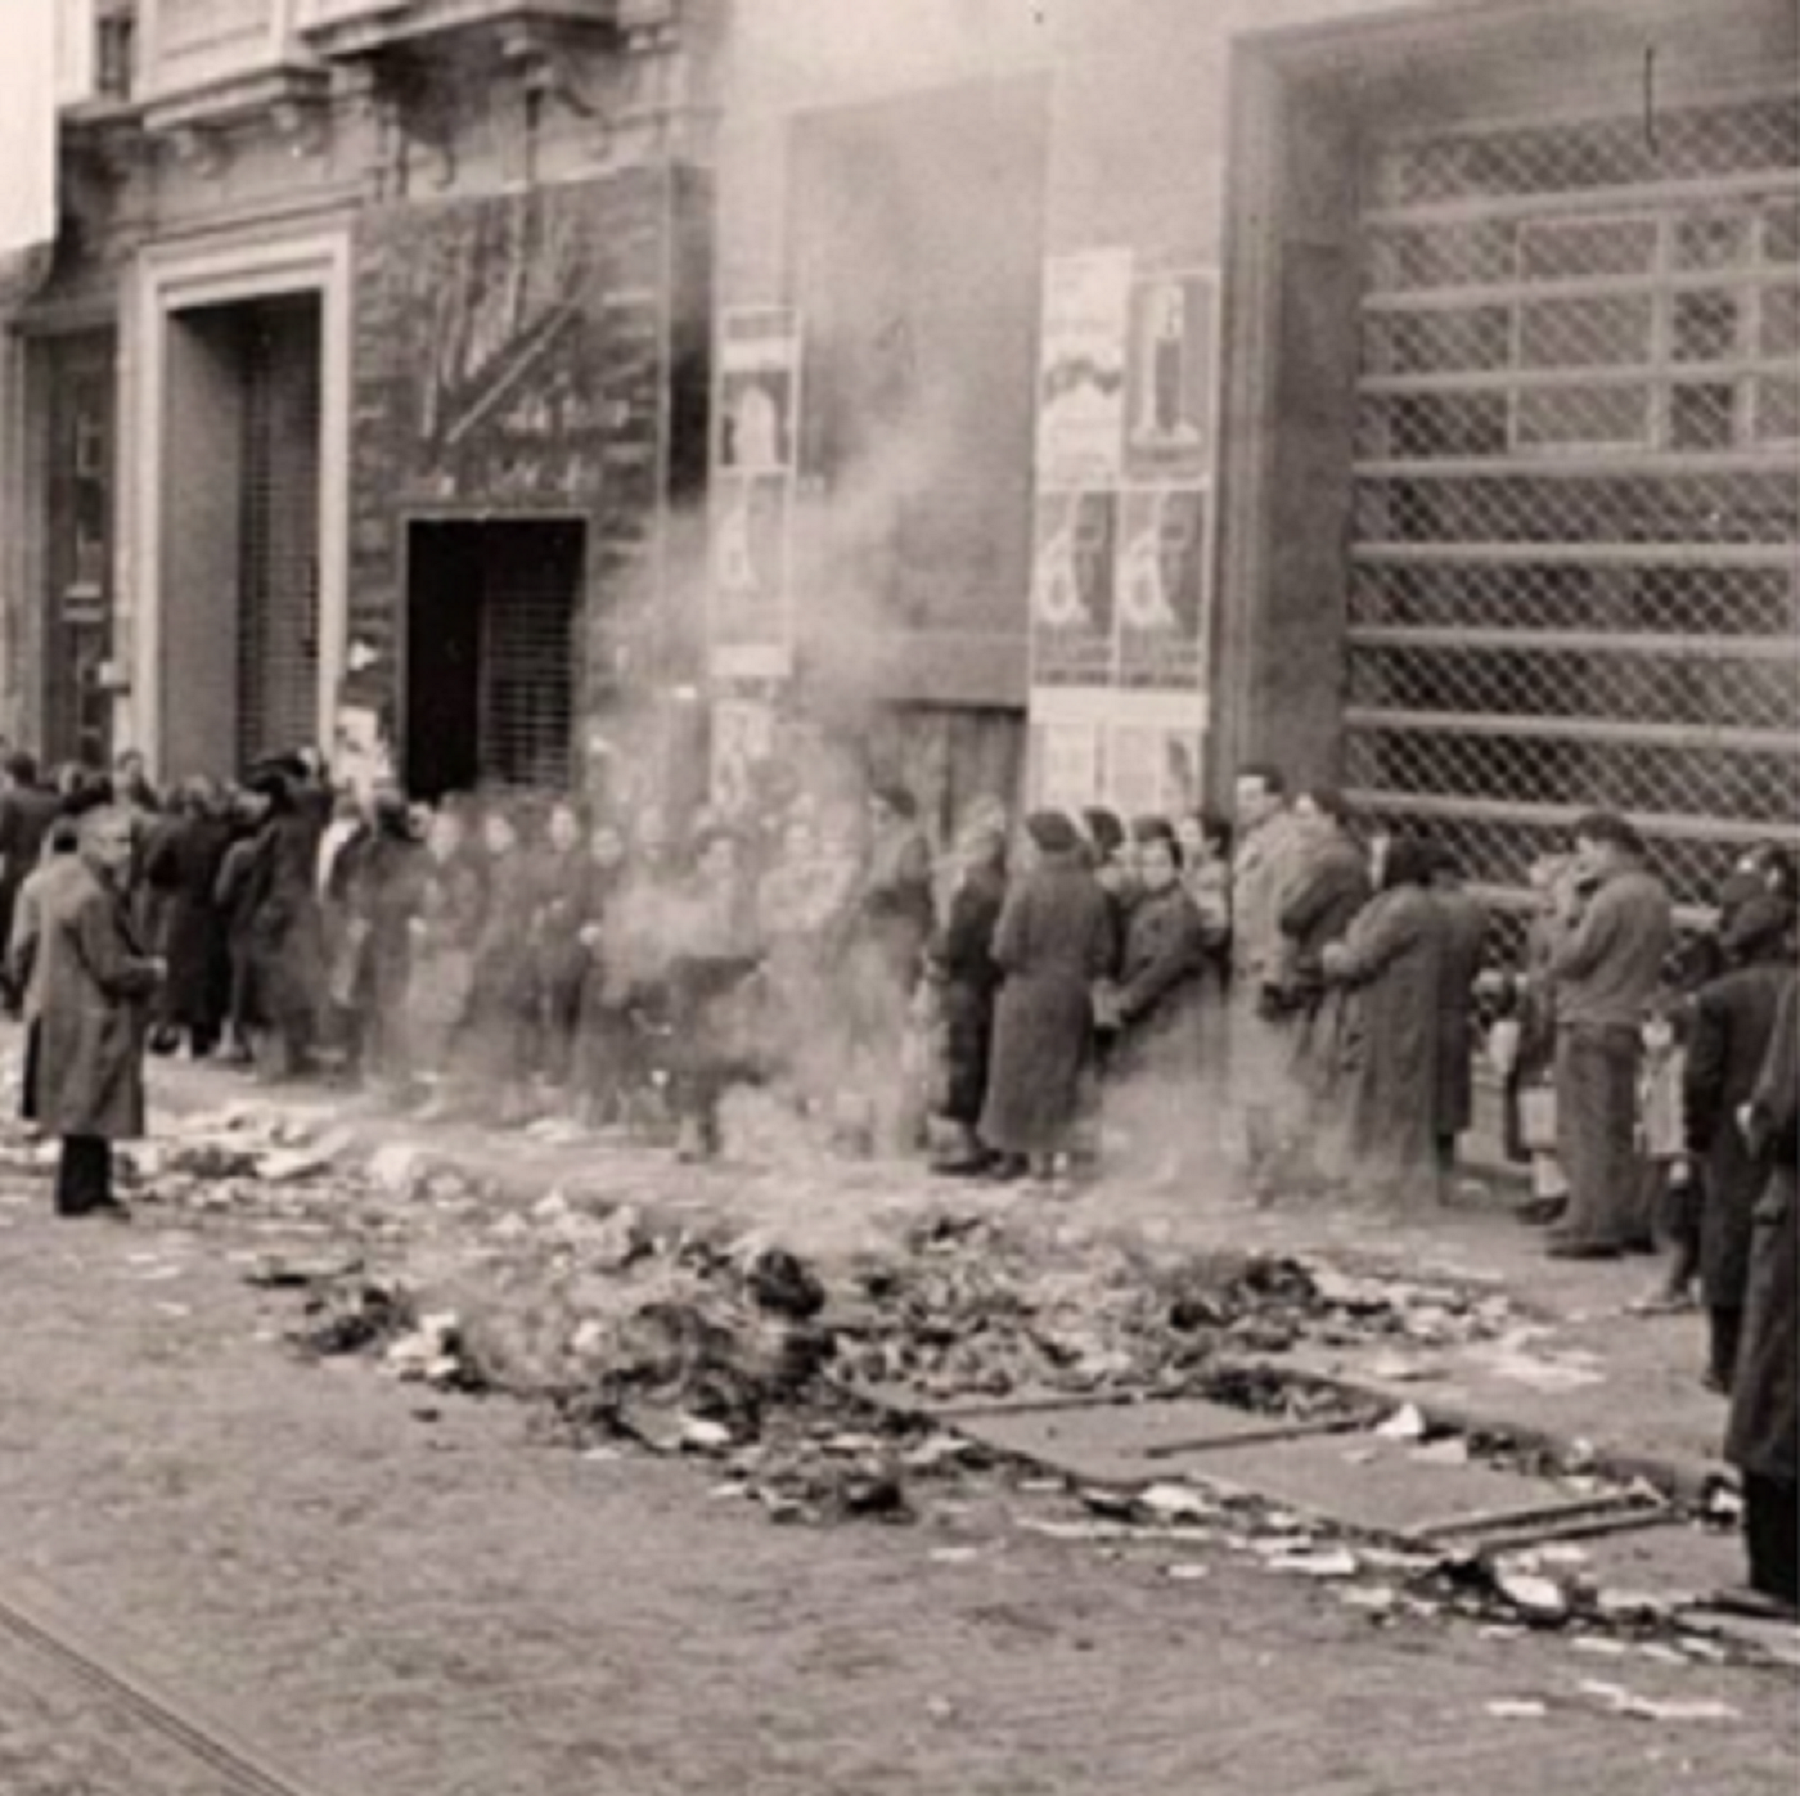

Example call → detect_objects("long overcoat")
1726 975 1799 1488
241 810 326 1039
979 850 1114 1157
143 811 234 1036
931 865 1007 1128
1110 883 1208 1085
1432 886 1489 1140
1689 958 1794 1314
33 861 161 1140
1326 885 1445 1198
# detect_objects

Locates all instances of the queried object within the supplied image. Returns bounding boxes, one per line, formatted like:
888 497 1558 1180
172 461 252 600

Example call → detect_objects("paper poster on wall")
1116 485 1208 690
718 307 800 473
711 472 791 642
1037 250 1132 486
1104 722 1203 821
1030 488 1118 686
1032 718 1105 813
1124 272 1217 481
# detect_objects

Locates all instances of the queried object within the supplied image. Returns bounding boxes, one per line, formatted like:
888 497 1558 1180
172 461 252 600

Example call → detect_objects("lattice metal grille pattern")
1350 90 1800 926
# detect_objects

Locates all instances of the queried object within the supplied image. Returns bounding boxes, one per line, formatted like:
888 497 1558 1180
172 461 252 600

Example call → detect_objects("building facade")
3 0 1796 929
5 0 711 808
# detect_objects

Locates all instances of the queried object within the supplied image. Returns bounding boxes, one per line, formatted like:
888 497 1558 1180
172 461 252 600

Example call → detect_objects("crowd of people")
0 736 1794 1612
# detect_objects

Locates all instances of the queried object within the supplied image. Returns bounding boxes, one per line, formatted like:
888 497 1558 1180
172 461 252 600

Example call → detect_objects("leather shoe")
1546 1238 1621 1261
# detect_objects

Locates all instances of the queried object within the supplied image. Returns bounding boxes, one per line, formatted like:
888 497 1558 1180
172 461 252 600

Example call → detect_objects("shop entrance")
404 519 585 801
159 294 323 778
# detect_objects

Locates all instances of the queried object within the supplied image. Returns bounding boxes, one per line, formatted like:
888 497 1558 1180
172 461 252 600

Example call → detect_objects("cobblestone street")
0 1167 1789 1796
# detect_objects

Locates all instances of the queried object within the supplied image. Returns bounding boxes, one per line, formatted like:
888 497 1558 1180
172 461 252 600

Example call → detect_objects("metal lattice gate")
1349 89 1800 924
237 300 322 770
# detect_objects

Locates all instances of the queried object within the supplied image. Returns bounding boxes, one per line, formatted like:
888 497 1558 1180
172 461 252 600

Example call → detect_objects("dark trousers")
1709 1306 1745 1392
1745 1473 1800 1607
1554 1024 1642 1249
55 1136 114 1216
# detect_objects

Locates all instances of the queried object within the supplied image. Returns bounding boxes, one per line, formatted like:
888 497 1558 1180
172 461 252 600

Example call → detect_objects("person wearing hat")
1685 890 1797 1391
927 820 1009 1176
977 810 1115 1182
26 808 164 1218
1545 812 1674 1259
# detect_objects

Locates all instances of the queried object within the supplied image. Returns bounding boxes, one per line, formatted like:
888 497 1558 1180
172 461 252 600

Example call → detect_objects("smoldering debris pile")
251 1177 1531 1527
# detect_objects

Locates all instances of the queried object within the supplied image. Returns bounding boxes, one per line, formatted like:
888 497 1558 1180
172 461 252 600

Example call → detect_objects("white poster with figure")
1124 271 1217 481
718 307 800 473
711 471 791 643
1116 484 1208 690
1036 250 1132 487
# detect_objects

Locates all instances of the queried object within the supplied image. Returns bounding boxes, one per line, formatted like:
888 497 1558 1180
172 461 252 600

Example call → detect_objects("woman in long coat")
143 778 233 1058
1108 825 1207 1085
1321 838 1446 1209
239 769 327 1079
979 811 1115 1181
1722 973 1799 1615
928 823 1008 1173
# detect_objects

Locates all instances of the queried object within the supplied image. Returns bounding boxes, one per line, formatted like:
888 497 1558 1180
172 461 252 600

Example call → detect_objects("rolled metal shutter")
237 301 322 769
1350 89 1800 928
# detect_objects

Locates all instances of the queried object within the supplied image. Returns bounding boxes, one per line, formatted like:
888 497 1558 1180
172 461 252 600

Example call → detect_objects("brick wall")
345 169 686 737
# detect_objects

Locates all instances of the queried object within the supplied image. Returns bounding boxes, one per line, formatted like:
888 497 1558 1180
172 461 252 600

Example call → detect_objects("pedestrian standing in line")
1277 788 1372 1192
1501 853 1576 1224
840 784 936 1154
28 808 164 1219
1715 972 1799 1619
406 799 487 1116
978 810 1115 1184
1424 843 1489 1192
1628 980 1699 1317
1174 808 1234 1087
461 801 541 1125
240 762 329 1080
0 751 63 1016
1320 837 1446 1210
141 776 234 1061
531 798 593 1096
572 816 634 1128
926 821 1009 1177
1100 821 1209 1186
1683 893 1795 1391
1226 764 1307 1199
1544 812 1674 1260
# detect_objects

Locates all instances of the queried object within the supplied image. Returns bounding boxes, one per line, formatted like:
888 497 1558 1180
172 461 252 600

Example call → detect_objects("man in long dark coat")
1717 974 1799 1617
1684 898 1795 1392
31 809 163 1218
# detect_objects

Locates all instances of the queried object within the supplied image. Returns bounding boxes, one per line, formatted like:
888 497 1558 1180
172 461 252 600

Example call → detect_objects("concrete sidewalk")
96 1040 1734 1497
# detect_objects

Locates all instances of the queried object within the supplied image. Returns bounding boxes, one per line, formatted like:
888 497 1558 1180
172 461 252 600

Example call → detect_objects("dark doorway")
404 519 585 801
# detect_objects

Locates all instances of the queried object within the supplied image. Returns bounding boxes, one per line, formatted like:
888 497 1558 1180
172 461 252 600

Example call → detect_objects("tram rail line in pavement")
0 1570 340 1796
